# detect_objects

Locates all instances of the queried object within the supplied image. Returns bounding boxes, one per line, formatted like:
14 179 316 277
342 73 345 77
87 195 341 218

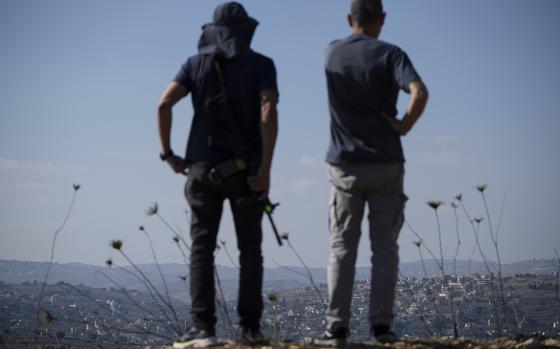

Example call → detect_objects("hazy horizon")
1 1 559 268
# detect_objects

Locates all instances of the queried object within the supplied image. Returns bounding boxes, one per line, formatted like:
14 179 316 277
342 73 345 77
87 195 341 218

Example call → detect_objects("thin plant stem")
451 204 461 276
554 248 560 303
37 187 79 322
272 259 308 279
405 221 441 270
416 247 428 278
60 282 173 337
285 238 325 304
434 210 445 275
220 240 239 269
112 263 175 327
141 227 171 302
174 238 190 268
480 190 507 334
459 199 501 336
94 271 170 325
495 195 507 241
117 249 182 334
213 262 235 338
53 315 172 340
432 208 458 338
157 213 191 251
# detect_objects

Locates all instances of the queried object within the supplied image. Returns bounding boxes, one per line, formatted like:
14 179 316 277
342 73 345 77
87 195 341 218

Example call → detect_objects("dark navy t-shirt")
174 51 277 166
325 34 420 165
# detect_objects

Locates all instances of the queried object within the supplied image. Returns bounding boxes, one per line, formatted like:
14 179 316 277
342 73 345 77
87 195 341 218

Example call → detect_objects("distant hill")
0 258 557 301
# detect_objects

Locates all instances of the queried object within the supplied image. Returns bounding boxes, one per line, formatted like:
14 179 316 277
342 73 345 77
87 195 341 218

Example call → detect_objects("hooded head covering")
198 2 259 59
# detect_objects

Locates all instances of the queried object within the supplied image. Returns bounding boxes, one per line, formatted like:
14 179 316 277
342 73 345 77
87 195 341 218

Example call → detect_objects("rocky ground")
4 337 560 349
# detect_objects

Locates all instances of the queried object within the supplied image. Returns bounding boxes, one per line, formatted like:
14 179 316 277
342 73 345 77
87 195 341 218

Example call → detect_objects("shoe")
372 324 397 344
173 328 217 348
311 327 347 347
241 327 268 345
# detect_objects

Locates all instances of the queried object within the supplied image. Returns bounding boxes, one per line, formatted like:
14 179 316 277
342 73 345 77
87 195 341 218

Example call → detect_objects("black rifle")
206 57 283 246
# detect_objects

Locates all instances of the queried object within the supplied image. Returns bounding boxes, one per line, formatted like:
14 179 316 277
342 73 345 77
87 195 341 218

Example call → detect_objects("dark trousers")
184 163 264 332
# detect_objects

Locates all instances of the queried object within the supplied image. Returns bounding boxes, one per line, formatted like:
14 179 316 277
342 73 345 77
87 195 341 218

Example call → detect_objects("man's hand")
166 155 188 174
247 170 270 200
382 112 411 136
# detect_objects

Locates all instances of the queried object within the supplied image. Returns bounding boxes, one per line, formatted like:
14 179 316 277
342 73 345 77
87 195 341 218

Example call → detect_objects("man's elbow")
413 82 429 105
157 100 172 115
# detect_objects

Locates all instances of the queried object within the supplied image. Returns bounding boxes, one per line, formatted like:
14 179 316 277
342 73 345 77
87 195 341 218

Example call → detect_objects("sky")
1 0 559 269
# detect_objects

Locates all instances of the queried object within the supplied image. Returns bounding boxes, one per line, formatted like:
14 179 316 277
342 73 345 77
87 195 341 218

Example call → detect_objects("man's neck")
352 26 380 38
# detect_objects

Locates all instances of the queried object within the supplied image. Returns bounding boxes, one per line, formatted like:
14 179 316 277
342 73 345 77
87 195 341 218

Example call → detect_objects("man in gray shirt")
314 0 428 345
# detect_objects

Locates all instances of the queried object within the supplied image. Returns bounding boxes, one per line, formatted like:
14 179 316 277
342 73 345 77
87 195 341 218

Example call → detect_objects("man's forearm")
260 102 278 174
401 80 429 134
157 104 173 154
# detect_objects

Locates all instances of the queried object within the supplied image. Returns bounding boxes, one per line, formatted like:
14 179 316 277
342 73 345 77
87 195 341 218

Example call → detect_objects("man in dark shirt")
156 2 278 347
315 0 428 345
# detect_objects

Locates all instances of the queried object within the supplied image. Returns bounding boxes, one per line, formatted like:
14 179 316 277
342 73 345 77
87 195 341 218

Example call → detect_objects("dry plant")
110 239 182 335
476 184 508 333
147 202 191 252
450 202 462 276
266 292 280 343
280 232 325 305
426 201 459 338
37 184 81 322
220 240 239 269
138 225 171 304
457 193 502 336
213 248 236 338
554 248 560 303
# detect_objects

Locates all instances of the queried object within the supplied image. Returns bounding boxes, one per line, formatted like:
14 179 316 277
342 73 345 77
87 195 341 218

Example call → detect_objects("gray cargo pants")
326 163 406 331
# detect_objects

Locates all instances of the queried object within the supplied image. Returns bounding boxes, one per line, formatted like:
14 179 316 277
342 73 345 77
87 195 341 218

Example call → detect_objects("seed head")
110 240 123 250
451 202 459 209
474 217 485 224
426 200 443 210
43 310 55 324
138 226 145 231
476 184 488 193
173 236 180 244
455 194 463 202
146 203 158 216
280 233 289 240
105 259 113 268
220 240 226 246
179 275 187 282
413 240 423 248
267 292 278 302
73 184 81 191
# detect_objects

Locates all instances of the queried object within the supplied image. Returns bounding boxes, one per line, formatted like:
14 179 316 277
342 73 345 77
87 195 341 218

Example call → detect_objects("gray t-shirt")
325 34 420 165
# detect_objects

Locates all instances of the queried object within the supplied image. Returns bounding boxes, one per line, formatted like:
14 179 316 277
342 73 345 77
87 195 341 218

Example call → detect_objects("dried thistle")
220 240 226 246
474 217 485 224
413 240 423 248
73 183 81 191
280 233 289 240
455 194 463 202
146 202 159 216
427 200 443 210
138 226 145 231
105 259 113 268
267 292 278 302
476 184 488 193
43 310 55 324
451 202 459 209
173 236 180 244
180 275 187 282
110 240 123 250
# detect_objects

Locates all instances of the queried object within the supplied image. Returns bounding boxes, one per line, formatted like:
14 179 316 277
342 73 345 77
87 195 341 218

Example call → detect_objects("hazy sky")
1 0 559 269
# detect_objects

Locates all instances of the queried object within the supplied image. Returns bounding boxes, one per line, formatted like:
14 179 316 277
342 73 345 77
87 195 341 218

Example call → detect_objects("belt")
208 159 247 184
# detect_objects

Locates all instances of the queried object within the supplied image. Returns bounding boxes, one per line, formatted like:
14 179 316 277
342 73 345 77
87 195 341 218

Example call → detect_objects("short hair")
351 0 384 26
